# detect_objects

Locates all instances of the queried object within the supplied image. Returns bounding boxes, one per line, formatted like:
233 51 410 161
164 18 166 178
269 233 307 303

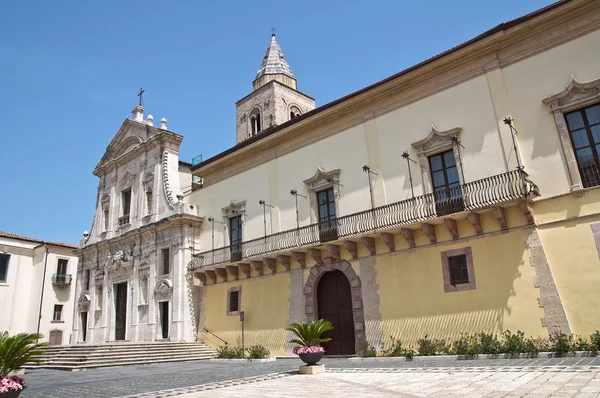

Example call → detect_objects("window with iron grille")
0 254 9 283
565 104 600 188
229 291 239 312
448 254 469 285
441 247 475 293
53 304 63 321
227 286 241 315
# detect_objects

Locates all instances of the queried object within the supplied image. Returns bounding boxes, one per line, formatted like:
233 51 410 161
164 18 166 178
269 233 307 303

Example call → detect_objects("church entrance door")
317 270 355 355
81 312 88 342
114 282 127 341
160 301 169 339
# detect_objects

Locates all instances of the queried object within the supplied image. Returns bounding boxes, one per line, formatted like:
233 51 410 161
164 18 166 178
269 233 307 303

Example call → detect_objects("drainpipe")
36 246 49 343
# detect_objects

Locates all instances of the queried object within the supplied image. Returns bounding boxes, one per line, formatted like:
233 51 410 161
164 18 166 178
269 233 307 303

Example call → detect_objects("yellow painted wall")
534 188 600 336
202 274 291 356
376 227 546 347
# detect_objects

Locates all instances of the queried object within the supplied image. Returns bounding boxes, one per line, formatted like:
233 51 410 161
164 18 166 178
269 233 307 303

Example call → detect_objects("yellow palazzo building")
184 0 600 356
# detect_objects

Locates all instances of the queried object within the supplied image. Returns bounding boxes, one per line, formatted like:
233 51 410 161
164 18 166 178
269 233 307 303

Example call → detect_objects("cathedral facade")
75 0 600 354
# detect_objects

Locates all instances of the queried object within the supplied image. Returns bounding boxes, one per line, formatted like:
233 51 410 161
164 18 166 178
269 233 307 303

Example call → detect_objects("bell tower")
235 33 315 144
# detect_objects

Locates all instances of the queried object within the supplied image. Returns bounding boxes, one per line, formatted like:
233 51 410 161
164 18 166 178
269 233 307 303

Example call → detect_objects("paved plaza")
21 356 600 398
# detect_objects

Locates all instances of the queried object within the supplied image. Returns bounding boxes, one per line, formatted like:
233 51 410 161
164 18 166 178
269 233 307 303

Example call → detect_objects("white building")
72 109 202 344
0 231 78 345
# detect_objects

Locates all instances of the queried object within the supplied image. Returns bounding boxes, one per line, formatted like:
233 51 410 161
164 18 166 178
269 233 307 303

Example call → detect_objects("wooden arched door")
317 270 355 355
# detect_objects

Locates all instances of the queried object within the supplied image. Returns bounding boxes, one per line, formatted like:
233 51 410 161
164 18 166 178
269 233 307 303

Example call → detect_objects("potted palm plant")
0 332 47 397
286 319 334 366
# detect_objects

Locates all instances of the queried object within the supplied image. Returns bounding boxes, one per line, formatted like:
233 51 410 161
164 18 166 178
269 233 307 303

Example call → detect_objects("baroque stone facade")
73 106 204 343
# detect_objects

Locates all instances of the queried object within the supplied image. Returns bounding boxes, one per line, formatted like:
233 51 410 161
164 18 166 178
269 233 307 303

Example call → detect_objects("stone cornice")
74 213 204 255
194 0 600 187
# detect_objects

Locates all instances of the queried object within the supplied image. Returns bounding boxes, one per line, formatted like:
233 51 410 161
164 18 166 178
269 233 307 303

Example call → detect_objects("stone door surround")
304 257 366 350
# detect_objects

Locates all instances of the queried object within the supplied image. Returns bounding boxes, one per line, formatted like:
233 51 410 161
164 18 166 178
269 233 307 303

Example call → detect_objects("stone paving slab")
171 370 600 398
20 356 600 398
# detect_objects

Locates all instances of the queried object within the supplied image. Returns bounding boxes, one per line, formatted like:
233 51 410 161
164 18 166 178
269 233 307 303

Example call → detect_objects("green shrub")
246 344 270 359
478 332 501 355
286 319 334 347
549 331 575 356
574 336 592 352
417 335 449 356
382 337 406 357
0 331 48 377
500 330 528 354
590 330 600 353
356 341 377 358
216 345 245 359
451 334 481 357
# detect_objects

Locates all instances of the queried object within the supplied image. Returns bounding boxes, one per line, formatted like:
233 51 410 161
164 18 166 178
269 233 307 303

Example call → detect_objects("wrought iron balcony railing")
190 169 538 270
52 273 72 286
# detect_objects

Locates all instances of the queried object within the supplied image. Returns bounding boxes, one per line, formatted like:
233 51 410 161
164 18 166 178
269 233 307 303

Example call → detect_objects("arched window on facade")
289 106 302 120
249 108 261 137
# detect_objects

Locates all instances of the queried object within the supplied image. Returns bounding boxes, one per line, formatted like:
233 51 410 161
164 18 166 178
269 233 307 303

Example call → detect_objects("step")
35 352 216 366
34 350 216 363
25 355 216 371
25 341 218 371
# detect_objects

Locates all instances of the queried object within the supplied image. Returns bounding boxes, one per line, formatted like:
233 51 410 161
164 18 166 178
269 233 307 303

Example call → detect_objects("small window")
146 189 153 215
0 254 9 283
448 255 469 285
289 106 301 120
161 248 170 275
441 247 475 293
121 189 132 216
227 287 241 315
56 259 68 275
53 305 63 321
84 269 91 291
104 209 110 231
249 109 261 136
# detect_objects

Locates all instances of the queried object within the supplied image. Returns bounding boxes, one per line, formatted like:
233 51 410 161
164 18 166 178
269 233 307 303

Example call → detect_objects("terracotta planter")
0 389 24 398
298 352 324 366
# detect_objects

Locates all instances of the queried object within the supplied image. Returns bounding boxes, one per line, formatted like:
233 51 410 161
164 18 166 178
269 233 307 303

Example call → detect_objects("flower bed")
356 330 600 358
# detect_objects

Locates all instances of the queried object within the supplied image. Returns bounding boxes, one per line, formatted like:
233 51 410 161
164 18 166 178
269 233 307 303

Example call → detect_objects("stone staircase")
24 341 217 371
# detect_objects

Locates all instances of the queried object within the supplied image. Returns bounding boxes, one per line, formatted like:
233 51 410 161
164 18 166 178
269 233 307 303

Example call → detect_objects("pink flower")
0 377 24 392
293 345 325 355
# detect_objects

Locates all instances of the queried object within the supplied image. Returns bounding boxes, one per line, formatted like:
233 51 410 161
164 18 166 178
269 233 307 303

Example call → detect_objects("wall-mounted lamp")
258 200 275 239
362 165 377 210
290 189 307 230
207 217 224 251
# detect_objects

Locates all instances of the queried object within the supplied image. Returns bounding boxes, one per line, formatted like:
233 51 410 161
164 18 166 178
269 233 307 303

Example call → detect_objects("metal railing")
52 273 72 286
203 327 228 345
579 158 600 189
190 169 538 270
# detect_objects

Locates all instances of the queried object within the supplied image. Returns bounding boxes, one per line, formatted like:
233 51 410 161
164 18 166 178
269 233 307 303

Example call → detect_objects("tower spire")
253 32 296 90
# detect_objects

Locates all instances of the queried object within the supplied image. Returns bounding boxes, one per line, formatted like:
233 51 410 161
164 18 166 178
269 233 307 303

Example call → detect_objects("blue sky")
0 0 554 244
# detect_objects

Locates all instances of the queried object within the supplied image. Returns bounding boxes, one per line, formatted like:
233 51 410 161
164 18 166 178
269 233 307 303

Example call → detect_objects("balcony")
52 273 72 287
118 215 130 226
189 169 539 276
